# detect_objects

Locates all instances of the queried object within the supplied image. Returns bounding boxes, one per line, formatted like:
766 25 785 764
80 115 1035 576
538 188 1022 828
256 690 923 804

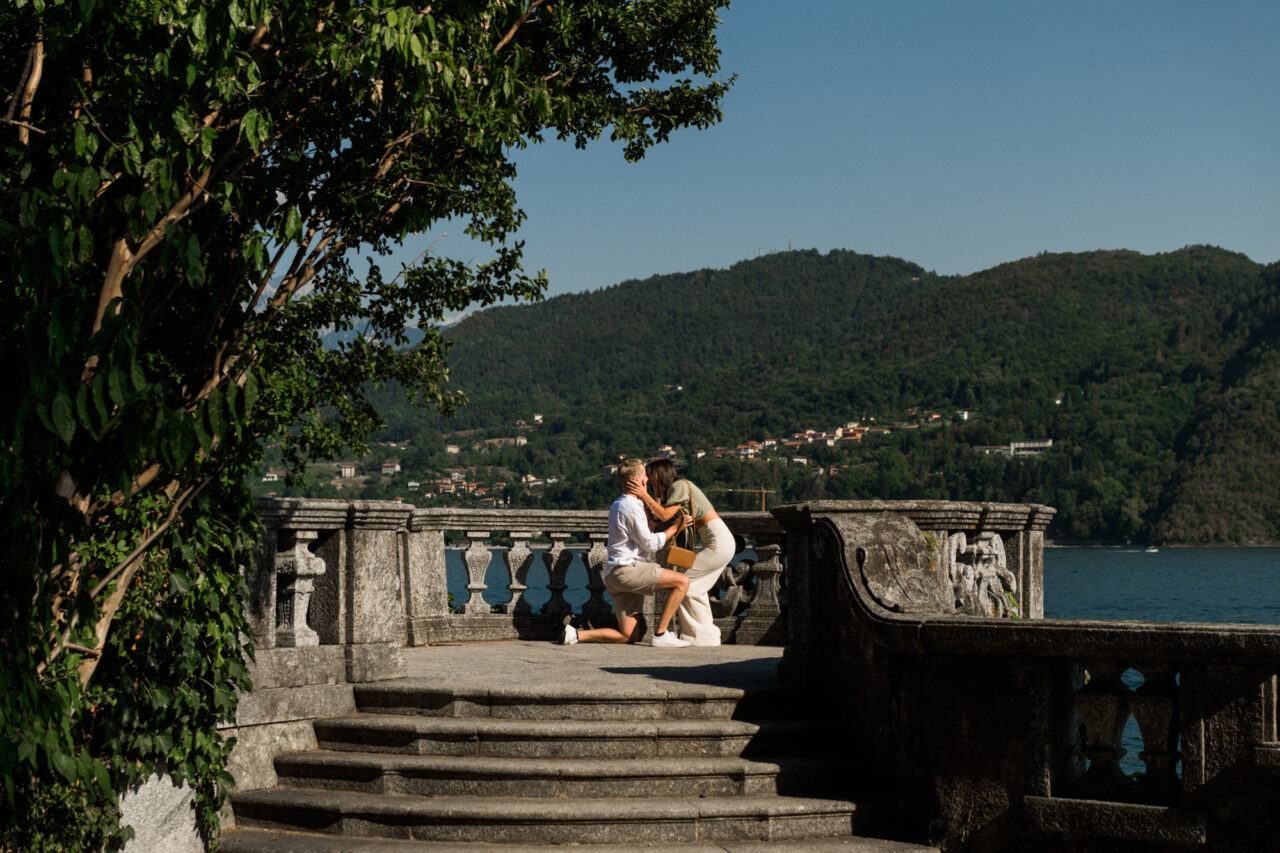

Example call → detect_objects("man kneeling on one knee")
563 458 692 648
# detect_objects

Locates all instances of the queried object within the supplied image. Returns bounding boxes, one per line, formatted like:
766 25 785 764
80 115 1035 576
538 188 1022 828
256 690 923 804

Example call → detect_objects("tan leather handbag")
664 542 696 569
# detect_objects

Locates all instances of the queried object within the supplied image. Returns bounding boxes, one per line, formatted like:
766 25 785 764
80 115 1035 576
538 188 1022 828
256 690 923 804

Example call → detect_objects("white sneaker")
561 624 578 645
650 631 690 648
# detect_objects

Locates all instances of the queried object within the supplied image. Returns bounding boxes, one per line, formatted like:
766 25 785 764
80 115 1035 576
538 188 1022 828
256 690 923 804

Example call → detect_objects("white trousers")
677 517 734 646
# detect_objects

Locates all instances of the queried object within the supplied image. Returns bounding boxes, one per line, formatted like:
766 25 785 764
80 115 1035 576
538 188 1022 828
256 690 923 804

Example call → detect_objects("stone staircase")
221 643 934 851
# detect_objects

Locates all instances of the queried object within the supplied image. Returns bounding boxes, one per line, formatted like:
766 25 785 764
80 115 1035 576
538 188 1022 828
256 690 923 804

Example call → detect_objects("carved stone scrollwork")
275 530 325 647
712 559 754 618
502 531 536 615
708 535 785 619
948 531 1017 617
854 515 952 614
461 531 492 615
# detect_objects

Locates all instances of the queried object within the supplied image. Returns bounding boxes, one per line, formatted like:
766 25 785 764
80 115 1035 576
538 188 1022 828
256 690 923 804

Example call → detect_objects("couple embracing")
563 458 733 648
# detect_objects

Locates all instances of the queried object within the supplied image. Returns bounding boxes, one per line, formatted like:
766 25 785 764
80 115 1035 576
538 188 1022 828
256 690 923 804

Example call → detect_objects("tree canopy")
0 0 731 846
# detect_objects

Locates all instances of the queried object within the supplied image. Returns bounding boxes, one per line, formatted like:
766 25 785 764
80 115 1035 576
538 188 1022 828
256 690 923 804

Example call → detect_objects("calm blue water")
1044 547 1280 624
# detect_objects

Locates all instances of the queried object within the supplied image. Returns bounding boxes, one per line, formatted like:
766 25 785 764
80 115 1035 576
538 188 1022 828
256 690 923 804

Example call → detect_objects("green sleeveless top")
664 478 715 521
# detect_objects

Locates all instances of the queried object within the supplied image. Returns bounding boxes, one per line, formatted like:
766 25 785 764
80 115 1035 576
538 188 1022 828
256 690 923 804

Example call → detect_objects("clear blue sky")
396 0 1279 301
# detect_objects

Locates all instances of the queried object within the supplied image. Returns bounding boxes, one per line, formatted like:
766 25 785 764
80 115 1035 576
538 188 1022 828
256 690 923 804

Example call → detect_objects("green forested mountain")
324 246 1280 545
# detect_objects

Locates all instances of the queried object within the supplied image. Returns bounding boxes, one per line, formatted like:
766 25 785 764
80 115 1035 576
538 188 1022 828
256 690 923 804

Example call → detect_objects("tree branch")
41 466 222 684
1 117 45 135
494 0 545 52
14 26 43 145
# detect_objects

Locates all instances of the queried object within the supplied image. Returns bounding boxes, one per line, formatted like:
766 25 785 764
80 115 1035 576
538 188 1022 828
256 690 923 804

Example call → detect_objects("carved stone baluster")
542 533 574 617
751 535 785 617
582 533 613 620
460 531 493 615
502 531 537 615
276 530 325 647
1131 663 1180 802
1073 661 1134 798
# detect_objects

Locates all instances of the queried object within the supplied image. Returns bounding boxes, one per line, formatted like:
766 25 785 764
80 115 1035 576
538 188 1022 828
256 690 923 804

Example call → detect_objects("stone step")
273 750 837 799
221 825 940 852
313 714 815 759
351 679 770 722
231 789 874 845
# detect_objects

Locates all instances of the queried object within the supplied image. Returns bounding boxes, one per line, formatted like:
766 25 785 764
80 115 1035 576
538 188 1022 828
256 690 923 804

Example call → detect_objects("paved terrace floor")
402 640 786 696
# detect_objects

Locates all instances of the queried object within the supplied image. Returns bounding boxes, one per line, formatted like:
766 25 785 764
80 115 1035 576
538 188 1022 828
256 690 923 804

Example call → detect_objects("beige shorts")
604 560 663 621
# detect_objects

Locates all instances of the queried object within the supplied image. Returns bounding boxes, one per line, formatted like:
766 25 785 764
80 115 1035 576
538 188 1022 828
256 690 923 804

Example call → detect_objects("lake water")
1044 546 1280 624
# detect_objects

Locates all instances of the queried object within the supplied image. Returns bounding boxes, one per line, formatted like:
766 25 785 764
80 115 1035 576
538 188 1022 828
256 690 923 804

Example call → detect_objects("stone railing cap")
775 499 1056 531
257 497 416 530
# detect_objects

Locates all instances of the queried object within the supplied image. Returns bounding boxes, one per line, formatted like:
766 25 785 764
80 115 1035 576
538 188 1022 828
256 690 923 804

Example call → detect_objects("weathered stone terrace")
204 497 1280 852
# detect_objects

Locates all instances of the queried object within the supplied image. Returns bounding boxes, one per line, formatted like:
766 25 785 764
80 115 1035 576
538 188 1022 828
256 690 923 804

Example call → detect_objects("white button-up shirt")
605 493 665 573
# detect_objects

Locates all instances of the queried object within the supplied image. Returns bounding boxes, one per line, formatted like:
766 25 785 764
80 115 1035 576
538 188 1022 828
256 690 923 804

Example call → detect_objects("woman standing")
626 459 734 646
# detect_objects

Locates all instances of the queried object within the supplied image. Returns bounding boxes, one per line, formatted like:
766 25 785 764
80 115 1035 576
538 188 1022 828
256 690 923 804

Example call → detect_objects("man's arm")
621 498 687 553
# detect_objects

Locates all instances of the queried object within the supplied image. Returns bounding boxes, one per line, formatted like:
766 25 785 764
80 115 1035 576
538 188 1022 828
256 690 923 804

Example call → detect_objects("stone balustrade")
405 506 786 645
777 500 1280 851
249 498 789 661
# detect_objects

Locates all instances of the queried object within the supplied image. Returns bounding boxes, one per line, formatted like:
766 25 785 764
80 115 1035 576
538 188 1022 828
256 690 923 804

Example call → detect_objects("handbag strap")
677 479 696 550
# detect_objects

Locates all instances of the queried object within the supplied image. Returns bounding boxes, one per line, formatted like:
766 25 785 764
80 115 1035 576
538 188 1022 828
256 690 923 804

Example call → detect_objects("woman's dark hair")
645 459 678 503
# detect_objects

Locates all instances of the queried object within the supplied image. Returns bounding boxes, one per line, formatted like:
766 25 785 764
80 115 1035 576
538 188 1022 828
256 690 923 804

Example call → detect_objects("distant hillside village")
257 405 1054 507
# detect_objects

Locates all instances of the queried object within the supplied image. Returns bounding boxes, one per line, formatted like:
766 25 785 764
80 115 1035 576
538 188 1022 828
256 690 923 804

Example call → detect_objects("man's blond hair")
616 458 645 487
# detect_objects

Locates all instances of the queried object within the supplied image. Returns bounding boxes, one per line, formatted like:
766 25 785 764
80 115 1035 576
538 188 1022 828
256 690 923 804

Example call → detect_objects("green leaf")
241 108 261 149
92 761 113 799
130 357 147 392
75 382 92 429
151 685 174 708
164 409 195 468
283 206 302 243
17 738 36 768
192 416 212 454
91 373 110 425
242 370 258 414
108 366 128 407
51 388 75 444
79 167 98 204
52 751 77 784
204 389 226 441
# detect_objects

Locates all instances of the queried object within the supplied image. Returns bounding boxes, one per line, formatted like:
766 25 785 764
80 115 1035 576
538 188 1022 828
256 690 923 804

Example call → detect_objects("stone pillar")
246 526 280 649
343 501 410 681
274 530 324 647
404 522 450 644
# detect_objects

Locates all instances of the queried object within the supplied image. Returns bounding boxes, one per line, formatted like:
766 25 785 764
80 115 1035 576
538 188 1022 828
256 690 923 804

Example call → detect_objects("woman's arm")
624 479 682 523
